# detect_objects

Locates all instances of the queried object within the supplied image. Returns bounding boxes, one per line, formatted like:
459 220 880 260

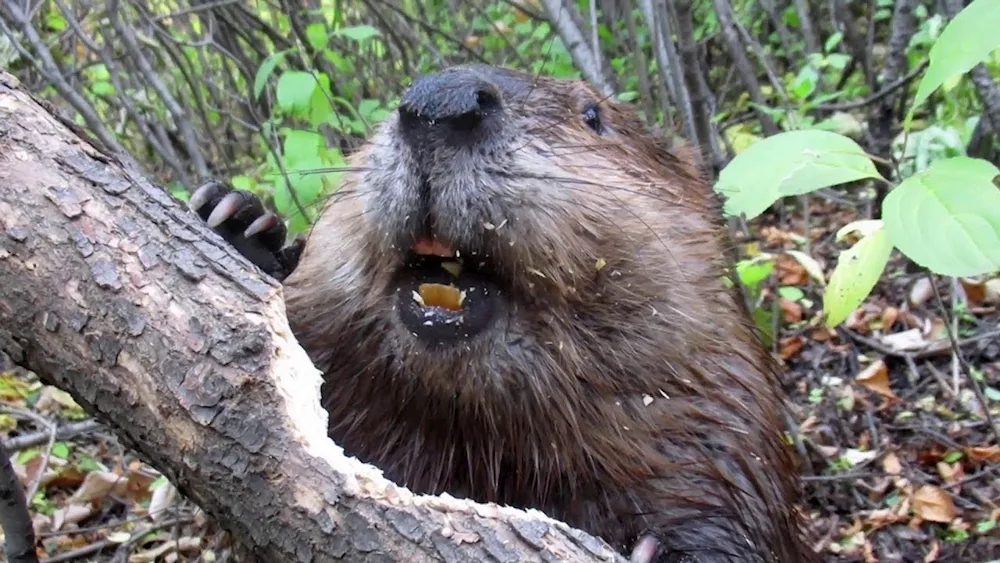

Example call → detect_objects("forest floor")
1 194 999 563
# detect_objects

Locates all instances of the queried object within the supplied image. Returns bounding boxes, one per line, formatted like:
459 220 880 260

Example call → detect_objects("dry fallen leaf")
882 452 903 475
779 298 803 324
881 306 899 331
779 336 805 360
51 503 94 531
879 329 928 353
149 480 178 521
965 445 1000 464
776 253 809 286
911 485 957 523
69 470 127 503
984 278 1000 304
959 277 986 306
909 277 934 307
856 359 898 400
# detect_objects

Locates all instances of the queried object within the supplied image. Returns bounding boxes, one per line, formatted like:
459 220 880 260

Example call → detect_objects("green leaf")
305 23 329 51
715 130 883 220
882 156 1000 277
792 65 818 99
334 25 380 42
282 129 324 167
149 475 170 491
254 51 287 100
908 0 1000 124
17 448 40 465
778 286 805 301
358 99 381 120
736 256 775 288
91 81 116 97
45 12 68 32
976 519 998 533
230 175 254 192
824 221 894 328
51 442 70 459
824 32 843 53
275 71 318 113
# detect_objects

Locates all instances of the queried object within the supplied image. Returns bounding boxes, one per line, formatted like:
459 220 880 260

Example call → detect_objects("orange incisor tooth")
415 283 466 311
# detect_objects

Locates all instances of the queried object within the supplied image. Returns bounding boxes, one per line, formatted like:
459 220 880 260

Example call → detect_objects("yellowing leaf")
824 222 894 327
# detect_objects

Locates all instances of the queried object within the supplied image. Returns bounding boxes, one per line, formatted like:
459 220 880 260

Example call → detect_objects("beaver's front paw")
189 181 303 281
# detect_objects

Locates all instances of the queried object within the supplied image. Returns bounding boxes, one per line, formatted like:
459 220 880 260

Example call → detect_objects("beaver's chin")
390 238 502 346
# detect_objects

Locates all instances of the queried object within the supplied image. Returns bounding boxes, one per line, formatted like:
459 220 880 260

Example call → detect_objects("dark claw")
243 213 279 239
207 191 245 228
189 181 224 213
189 180 302 281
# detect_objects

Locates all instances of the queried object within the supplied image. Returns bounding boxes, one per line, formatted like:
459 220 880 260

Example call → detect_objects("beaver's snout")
397 65 509 148
383 66 524 346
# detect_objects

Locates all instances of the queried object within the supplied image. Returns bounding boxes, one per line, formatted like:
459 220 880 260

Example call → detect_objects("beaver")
190 64 816 563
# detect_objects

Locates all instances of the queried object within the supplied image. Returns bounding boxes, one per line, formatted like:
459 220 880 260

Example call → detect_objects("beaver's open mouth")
393 236 501 344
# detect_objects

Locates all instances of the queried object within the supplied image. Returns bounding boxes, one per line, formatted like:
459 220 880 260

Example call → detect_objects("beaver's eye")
582 103 603 134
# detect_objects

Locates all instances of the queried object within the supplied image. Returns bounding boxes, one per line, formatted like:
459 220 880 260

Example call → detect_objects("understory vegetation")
1 0 998 561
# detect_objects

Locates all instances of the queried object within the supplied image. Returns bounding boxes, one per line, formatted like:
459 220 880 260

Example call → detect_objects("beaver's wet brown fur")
193 64 817 563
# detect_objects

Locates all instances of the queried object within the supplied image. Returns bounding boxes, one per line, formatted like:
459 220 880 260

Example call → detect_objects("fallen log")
0 70 628 563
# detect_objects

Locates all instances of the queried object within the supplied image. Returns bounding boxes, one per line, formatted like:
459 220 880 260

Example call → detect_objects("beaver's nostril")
397 68 504 146
475 89 500 112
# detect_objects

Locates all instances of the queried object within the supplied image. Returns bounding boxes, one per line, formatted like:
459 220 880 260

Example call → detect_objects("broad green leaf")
335 25 380 42
91 81 116 96
778 286 805 301
736 256 775 288
230 175 254 192
792 65 818 99
715 130 883 220
908 0 1000 124
359 99 382 120
824 31 844 53
824 223 894 328
882 156 1000 277
308 75 334 128
17 448 40 464
51 442 70 459
275 71 318 113
289 156 329 209
254 51 287 100
282 129 324 167
306 23 329 51
45 12 68 32
86 64 110 81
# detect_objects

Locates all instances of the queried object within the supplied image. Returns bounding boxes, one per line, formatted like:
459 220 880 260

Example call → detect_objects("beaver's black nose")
397 66 504 146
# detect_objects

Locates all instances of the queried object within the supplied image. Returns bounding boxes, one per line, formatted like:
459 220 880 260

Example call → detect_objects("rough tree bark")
0 71 630 563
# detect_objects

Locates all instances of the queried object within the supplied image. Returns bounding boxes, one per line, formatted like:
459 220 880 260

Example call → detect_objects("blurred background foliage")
2 0 997 235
